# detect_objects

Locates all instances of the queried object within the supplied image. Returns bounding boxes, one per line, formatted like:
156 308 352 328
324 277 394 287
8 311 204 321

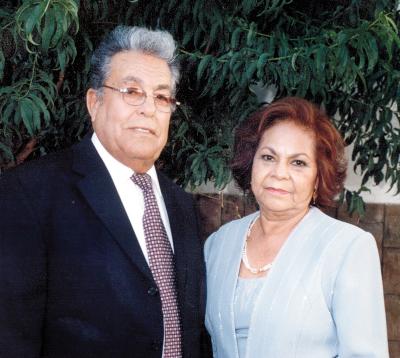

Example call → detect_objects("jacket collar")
71 135 189 292
71 135 154 282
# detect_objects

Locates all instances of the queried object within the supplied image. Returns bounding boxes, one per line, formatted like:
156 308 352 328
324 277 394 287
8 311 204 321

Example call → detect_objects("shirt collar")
91 133 162 194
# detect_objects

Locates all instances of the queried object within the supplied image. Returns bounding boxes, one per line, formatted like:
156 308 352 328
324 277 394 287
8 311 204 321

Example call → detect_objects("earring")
312 188 317 206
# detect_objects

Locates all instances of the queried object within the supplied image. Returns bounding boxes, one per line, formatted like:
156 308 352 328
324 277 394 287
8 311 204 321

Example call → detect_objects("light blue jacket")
204 207 388 358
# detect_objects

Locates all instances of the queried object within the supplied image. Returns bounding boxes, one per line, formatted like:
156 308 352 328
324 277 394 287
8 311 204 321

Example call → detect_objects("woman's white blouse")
204 207 389 358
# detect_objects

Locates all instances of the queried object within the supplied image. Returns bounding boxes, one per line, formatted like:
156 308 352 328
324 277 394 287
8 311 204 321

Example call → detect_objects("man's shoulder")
0 135 98 193
2 147 73 181
0 145 79 208
0 136 94 184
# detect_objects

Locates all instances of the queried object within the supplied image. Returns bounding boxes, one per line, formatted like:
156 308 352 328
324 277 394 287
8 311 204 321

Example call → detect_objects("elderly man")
0 26 206 357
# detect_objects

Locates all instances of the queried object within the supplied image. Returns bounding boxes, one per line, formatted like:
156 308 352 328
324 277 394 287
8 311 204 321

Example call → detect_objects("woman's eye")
293 159 306 166
261 154 274 161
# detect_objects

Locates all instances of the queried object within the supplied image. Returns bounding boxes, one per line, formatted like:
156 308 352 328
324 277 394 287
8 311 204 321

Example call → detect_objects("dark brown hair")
231 97 347 208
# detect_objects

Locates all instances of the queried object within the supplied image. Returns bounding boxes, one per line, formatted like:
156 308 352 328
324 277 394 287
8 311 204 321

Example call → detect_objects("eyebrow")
121 76 171 91
261 146 313 159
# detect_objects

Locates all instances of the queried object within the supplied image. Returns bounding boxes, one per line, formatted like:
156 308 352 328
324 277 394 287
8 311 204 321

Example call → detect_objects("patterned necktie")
131 173 182 358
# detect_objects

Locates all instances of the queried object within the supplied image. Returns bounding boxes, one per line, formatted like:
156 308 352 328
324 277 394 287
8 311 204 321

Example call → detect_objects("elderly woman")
204 97 388 357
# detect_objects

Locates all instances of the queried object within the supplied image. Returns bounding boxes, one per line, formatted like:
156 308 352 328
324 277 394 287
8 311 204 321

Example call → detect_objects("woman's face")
251 120 318 217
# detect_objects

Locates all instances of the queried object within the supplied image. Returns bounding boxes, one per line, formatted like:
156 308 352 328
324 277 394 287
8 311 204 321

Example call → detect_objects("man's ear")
86 88 100 122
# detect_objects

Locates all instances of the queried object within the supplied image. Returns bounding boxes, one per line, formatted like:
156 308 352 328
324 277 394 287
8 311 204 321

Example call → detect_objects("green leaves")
15 0 79 53
339 188 371 217
0 74 55 134
170 1 400 210
0 50 4 81
197 54 212 81
0 0 399 214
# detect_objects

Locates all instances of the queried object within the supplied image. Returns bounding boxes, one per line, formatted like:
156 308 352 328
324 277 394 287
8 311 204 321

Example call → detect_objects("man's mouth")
131 127 154 135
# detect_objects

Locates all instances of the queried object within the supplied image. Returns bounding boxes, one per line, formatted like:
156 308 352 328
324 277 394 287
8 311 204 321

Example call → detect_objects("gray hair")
89 26 180 94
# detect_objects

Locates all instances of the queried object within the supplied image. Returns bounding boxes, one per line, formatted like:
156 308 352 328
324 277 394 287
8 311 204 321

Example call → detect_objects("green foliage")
0 0 399 212
0 0 81 164
338 186 371 216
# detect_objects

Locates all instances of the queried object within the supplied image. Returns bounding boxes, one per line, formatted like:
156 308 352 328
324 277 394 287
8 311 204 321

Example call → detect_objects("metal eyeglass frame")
101 84 180 113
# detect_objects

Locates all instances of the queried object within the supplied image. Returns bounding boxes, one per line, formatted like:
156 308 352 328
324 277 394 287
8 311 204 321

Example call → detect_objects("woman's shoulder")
216 211 258 233
309 207 377 257
310 207 372 238
204 211 259 259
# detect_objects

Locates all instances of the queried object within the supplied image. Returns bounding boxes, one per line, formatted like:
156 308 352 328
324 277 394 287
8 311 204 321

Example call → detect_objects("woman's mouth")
266 187 290 195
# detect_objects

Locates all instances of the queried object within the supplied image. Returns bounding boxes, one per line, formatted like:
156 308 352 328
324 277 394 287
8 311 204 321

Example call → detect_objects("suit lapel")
72 136 154 282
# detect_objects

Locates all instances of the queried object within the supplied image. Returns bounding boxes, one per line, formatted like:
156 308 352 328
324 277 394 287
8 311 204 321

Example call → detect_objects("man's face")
87 51 173 173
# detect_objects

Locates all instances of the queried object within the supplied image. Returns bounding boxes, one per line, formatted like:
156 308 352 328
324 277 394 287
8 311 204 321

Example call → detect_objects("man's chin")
126 148 162 164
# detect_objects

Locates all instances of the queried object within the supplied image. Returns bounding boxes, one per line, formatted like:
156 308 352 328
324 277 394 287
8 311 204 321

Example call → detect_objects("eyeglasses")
101 84 180 113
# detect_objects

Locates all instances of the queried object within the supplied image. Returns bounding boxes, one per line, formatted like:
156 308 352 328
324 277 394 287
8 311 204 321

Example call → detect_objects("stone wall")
194 193 400 357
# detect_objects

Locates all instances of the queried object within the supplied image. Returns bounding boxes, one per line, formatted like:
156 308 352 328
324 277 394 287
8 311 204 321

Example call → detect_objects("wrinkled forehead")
106 51 173 90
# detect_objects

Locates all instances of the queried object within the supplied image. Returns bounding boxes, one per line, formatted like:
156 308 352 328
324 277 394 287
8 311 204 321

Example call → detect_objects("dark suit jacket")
0 136 206 358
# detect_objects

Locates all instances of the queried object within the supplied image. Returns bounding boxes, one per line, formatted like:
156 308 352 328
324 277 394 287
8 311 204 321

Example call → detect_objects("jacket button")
147 286 159 296
151 340 161 351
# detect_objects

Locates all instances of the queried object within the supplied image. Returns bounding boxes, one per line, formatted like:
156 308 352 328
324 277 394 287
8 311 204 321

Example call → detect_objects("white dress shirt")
91 133 174 264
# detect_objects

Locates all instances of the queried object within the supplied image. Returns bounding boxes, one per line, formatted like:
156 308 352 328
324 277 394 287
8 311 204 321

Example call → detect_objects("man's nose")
139 93 157 117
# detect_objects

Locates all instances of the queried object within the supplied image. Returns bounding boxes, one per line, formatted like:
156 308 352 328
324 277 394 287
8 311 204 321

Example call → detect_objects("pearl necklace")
242 216 273 274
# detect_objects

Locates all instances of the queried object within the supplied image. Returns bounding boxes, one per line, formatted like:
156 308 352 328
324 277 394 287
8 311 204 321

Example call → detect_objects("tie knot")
131 173 152 192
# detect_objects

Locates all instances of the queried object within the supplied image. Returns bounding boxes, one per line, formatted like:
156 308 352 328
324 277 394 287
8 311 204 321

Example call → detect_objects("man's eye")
155 94 171 106
126 88 143 96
